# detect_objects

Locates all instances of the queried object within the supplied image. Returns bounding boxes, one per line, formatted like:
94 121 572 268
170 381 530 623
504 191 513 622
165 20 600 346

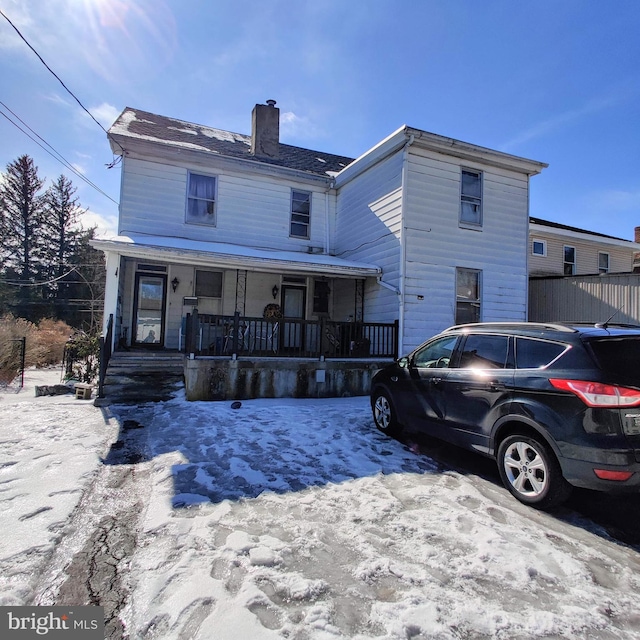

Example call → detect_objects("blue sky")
1 0 639 240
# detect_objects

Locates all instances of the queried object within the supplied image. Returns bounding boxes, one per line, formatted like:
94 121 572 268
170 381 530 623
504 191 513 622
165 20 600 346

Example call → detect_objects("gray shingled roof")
108 107 355 178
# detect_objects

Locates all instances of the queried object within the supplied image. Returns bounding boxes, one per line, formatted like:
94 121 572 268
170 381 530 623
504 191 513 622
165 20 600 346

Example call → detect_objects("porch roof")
91 234 382 279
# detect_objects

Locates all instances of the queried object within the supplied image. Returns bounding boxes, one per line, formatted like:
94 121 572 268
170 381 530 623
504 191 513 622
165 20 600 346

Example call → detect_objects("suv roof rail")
443 322 577 333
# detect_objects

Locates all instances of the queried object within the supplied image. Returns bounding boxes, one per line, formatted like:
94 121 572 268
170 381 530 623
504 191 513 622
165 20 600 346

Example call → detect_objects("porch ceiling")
91 234 381 278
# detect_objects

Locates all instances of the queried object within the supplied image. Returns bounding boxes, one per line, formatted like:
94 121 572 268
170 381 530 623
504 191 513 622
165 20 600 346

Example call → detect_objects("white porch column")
102 251 121 349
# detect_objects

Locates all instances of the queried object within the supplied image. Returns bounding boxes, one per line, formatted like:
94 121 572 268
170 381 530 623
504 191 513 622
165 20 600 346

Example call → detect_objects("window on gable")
290 190 311 239
598 252 610 274
195 270 222 298
563 246 576 275
456 268 481 324
187 173 216 225
460 169 482 227
532 240 546 256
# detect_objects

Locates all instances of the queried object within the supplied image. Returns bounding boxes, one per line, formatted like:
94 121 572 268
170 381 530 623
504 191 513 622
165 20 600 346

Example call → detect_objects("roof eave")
90 238 381 279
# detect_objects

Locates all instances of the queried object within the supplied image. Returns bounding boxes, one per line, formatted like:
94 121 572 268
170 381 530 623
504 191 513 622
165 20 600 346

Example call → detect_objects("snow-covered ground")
2 368 640 639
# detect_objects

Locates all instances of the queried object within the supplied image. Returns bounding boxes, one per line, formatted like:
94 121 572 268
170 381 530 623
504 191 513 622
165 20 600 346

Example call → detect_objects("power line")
0 102 119 205
0 8 125 157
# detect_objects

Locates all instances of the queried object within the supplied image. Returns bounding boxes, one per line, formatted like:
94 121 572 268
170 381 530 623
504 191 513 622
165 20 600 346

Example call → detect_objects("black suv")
370 322 640 509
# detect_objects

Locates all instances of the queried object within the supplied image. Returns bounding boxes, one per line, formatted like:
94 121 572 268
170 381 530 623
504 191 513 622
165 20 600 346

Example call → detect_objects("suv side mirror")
397 356 410 368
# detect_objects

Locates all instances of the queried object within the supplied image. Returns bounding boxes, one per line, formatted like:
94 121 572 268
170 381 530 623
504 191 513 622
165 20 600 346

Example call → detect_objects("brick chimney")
635 226 640 243
251 99 279 159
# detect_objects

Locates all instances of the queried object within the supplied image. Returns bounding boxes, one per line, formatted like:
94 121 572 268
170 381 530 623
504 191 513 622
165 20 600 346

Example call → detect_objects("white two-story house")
92 100 546 399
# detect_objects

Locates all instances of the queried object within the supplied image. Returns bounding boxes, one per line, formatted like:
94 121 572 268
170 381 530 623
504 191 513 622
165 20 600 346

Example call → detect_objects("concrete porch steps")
98 349 185 404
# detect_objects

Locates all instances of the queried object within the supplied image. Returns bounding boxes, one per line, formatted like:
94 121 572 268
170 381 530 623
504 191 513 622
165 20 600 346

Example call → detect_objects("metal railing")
185 312 398 359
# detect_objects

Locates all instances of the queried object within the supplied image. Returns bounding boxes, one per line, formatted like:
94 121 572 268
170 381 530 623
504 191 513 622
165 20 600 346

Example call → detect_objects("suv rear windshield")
587 337 640 375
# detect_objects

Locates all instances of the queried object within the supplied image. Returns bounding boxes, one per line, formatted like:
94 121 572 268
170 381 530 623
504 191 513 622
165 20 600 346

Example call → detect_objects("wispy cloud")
89 102 121 129
500 96 618 152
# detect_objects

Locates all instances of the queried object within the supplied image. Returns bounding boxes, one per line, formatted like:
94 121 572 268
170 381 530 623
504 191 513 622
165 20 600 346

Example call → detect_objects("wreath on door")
263 303 283 319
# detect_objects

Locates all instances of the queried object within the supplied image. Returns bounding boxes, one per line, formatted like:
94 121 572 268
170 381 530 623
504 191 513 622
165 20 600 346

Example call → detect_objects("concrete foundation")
184 357 390 401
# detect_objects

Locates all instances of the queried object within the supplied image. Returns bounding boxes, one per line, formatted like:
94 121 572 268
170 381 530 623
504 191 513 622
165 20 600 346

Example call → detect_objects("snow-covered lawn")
2 368 640 639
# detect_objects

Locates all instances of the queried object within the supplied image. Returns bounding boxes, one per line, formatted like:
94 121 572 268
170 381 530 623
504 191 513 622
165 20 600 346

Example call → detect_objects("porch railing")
184 311 398 359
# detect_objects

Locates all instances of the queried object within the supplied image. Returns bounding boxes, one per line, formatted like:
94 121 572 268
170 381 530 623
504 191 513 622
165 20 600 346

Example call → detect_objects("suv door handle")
431 377 442 385
488 381 505 391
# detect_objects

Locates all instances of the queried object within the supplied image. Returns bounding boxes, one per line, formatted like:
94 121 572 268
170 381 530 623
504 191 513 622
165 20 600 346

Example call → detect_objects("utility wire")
0 102 119 205
0 8 126 157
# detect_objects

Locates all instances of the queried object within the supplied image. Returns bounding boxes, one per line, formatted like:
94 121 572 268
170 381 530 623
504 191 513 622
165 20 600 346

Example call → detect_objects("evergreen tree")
42 174 86 314
0 155 46 318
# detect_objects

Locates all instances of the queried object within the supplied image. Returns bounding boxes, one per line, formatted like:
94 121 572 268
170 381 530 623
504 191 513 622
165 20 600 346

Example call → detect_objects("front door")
133 273 166 347
282 285 306 352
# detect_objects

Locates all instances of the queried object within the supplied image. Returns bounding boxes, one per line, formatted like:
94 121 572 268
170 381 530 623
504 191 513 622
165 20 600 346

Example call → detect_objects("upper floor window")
290 190 311 238
460 169 482 227
456 268 481 324
532 239 546 256
187 173 216 225
563 246 576 275
598 252 610 274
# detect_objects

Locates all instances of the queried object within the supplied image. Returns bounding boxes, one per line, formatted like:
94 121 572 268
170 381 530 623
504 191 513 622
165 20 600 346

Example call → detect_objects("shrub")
0 314 73 385
63 331 100 383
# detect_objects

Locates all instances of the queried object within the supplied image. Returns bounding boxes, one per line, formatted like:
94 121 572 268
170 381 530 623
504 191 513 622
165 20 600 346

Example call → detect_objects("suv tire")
497 434 572 509
372 389 401 436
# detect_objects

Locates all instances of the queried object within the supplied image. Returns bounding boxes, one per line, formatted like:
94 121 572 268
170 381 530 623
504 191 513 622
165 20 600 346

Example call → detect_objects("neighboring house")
92 101 546 399
529 217 638 276
528 220 640 325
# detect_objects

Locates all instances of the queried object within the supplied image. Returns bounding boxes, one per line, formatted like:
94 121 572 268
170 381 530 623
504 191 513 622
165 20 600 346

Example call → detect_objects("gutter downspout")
398 133 415 355
325 180 334 254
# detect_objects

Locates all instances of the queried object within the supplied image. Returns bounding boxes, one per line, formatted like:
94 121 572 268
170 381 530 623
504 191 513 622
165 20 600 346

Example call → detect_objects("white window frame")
290 189 311 239
598 252 610 274
563 245 576 275
532 239 547 257
459 168 483 228
186 172 217 226
455 267 482 324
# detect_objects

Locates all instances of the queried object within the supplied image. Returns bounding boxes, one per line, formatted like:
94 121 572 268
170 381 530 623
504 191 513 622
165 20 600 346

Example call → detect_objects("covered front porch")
93 234 398 400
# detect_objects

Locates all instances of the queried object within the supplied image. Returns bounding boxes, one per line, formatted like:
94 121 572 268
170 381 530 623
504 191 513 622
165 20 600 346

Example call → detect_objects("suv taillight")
549 379 640 408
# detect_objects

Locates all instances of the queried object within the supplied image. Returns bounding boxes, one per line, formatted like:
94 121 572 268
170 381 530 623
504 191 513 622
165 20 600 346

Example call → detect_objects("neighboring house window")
290 190 311 238
460 169 482 227
187 173 216 225
598 252 610 274
456 268 481 324
195 270 222 298
563 246 576 275
532 239 546 256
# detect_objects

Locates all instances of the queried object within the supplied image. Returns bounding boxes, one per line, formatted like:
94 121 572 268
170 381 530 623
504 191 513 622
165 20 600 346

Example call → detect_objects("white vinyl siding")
401 147 529 352
334 152 404 323
118 156 330 251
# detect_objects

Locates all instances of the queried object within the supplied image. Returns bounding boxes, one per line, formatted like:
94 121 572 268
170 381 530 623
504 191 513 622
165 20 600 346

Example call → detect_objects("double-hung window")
460 169 482 227
456 268 481 324
563 246 576 275
290 190 311 239
598 252 610 274
187 173 217 225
